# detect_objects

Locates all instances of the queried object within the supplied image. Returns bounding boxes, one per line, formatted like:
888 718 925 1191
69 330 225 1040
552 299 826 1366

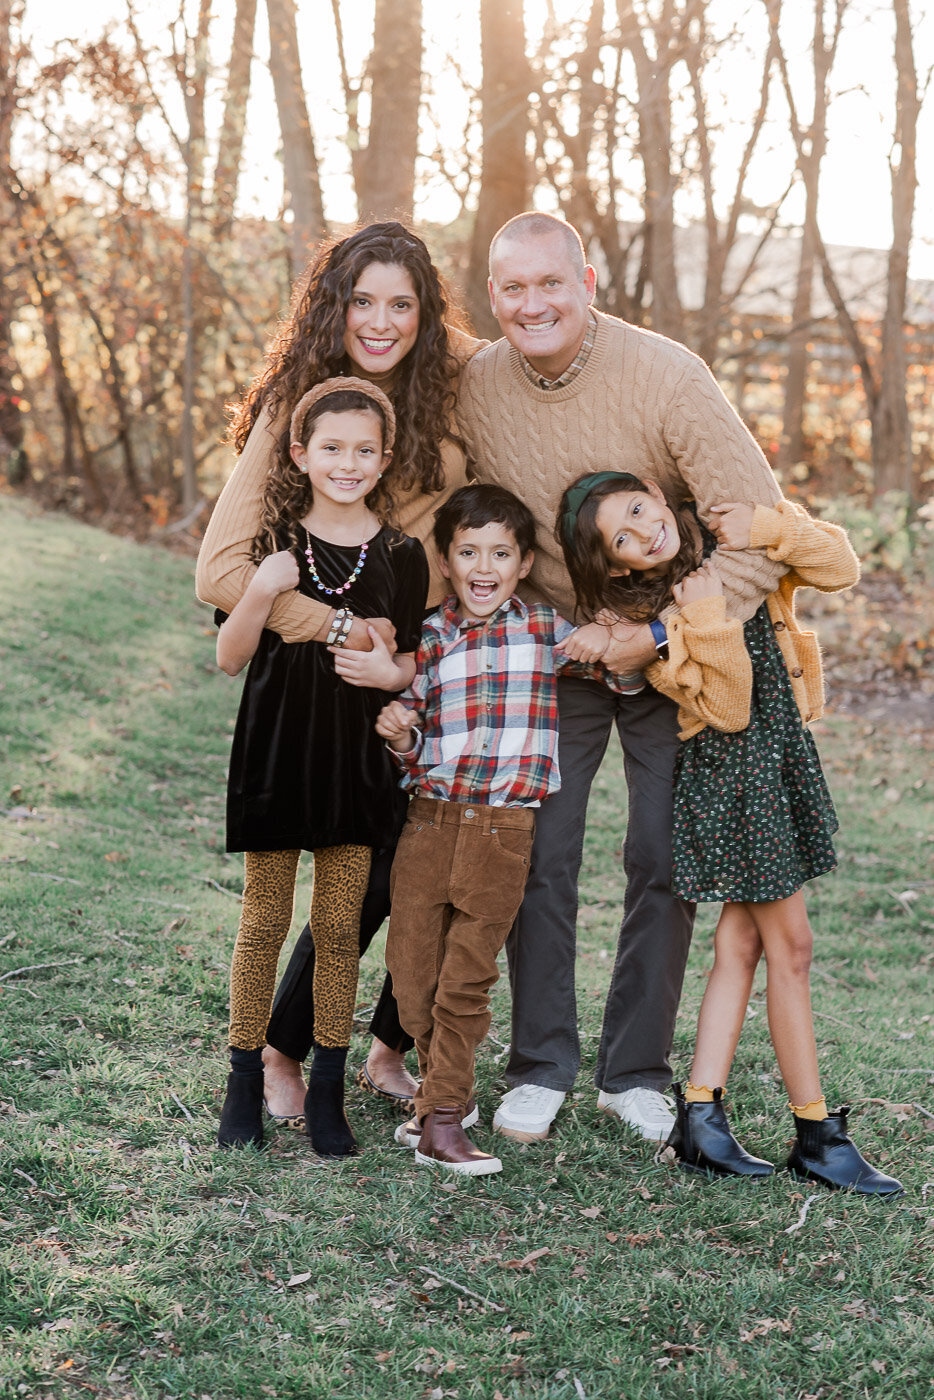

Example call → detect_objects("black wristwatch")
649 619 669 661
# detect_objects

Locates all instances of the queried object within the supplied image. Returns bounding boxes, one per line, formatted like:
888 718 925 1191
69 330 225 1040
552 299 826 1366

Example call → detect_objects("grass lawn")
1 495 932 1400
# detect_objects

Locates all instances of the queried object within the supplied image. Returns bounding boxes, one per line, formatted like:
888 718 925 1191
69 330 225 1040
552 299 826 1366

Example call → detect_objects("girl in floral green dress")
558 472 902 1196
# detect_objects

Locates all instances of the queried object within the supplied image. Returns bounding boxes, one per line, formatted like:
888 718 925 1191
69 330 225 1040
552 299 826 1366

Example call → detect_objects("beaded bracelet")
326 607 350 647
332 610 355 649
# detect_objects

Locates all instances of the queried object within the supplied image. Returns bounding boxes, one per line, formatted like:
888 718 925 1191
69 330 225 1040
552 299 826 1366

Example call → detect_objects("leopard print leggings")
228 846 371 1051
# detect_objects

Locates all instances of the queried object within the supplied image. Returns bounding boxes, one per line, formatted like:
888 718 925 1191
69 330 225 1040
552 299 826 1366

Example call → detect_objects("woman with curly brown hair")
197 221 485 1135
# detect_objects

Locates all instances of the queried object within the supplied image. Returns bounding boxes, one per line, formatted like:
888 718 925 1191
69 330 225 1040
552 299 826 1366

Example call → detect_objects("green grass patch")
1 495 932 1399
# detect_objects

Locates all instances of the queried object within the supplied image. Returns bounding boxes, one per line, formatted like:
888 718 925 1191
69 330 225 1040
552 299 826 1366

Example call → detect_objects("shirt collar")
518 312 597 391
440 593 529 631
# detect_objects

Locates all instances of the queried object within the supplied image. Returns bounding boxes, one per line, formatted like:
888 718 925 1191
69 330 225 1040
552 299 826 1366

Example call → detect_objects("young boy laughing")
376 485 643 1175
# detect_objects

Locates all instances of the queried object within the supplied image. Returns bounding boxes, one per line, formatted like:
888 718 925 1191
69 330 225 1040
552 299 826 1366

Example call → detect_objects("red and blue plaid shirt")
390 595 642 808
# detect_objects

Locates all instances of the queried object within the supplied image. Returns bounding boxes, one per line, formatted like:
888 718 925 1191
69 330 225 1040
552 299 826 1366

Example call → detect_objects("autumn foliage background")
1 5 933 1396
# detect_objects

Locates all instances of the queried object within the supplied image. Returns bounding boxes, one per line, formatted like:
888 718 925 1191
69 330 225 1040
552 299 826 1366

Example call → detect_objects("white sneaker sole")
414 1148 502 1176
492 1117 552 1142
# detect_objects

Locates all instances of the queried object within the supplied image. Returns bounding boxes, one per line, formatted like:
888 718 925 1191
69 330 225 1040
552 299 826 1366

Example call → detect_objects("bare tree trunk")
179 0 211 513
532 3 639 323
873 0 918 498
689 9 779 367
33 259 105 510
357 0 422 222
617 0 686 342
0 0 27 482
212 0 257 235
466 0 529 338
266 0 327 272
767 0 846 474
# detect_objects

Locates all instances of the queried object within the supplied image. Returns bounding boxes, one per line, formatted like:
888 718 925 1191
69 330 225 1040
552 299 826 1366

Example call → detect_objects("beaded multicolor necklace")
304 529 369 596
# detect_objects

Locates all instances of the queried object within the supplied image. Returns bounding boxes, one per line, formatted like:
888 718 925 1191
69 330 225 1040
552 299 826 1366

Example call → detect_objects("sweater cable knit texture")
456 311 786 623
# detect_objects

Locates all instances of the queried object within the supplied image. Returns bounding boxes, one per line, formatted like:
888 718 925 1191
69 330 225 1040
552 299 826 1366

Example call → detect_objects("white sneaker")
598 1087 675 1142
394 1103 479 1149
493 1084 566 1141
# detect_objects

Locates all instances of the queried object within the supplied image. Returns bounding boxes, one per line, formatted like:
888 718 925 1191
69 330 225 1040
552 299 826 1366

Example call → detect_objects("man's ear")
518 549 534 580
487 276 496 314
583 264 597 302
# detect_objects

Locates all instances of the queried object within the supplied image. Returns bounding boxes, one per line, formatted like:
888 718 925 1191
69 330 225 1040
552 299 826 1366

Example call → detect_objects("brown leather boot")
394 1098 478 1149
414 1106 502 1176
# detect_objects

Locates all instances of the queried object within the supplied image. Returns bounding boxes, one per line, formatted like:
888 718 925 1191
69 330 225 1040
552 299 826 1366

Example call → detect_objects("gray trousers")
505 675 695 1095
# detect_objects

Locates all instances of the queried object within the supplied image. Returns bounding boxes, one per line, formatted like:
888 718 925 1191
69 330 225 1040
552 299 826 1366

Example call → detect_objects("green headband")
560 471 644 548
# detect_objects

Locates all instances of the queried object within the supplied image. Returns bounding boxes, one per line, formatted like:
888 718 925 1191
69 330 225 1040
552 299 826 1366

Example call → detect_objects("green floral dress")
671 603 838 903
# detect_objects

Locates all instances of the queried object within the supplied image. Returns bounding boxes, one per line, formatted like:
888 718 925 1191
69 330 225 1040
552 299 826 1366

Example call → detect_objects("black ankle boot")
667 1083 773 1178
305 1045 358 1159
218 1070 264 1149
787 1106 903 1195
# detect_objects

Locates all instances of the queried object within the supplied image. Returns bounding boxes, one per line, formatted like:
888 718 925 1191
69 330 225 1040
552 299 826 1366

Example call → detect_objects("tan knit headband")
289 376 396 452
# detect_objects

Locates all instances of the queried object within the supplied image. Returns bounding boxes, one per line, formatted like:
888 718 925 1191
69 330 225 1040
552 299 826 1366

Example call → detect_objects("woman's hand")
375 699 417 752
330 628 401 688
672 565 722 606
561 621 610 664
709 502 755 550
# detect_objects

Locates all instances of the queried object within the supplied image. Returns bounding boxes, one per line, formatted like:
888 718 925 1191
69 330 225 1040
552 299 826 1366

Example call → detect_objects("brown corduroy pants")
386 796 535 1120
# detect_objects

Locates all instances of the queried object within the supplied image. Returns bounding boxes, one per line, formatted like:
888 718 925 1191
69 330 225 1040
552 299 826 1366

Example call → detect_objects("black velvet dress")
219 526 428 854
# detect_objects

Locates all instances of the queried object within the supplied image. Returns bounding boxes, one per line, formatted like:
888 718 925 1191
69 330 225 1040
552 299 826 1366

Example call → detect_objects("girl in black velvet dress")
215 379 428 1157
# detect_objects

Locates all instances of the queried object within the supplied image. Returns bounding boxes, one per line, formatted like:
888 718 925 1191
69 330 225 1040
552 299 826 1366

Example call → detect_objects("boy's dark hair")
433 484 537 557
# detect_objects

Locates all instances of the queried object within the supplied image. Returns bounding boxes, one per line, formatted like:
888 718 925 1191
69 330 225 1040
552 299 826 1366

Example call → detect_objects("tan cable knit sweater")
195 328 486 644
647 500 861 739
456 310 786 622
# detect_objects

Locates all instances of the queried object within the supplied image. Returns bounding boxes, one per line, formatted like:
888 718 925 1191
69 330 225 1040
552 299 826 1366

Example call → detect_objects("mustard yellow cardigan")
646 500 860 739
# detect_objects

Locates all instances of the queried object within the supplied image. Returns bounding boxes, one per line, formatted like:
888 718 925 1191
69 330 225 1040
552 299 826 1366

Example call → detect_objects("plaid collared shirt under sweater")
390 594 643 808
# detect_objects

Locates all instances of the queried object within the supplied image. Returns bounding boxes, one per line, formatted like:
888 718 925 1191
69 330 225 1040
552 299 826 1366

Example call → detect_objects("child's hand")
254 549 300 597
672 565 722 606
562 621 610 664
709 502 755 550
330 627 400 689
375 699 416 751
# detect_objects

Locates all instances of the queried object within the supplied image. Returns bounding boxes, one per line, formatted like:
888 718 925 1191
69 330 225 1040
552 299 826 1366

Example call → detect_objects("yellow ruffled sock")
789 1097 828 1121
684 1082 716 1103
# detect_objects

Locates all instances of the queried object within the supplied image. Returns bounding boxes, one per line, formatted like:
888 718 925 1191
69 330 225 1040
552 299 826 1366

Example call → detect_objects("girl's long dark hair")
557 473 702 623
230 221 464 499
250 389 392 563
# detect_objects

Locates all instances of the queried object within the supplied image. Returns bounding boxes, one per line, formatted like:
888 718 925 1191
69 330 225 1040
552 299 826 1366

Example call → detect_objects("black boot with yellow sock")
787 1100 903 1195
667 1083 774 1179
